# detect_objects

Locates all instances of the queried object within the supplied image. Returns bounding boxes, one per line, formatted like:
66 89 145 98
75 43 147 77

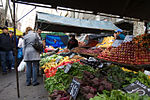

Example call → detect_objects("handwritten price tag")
68 78 80 100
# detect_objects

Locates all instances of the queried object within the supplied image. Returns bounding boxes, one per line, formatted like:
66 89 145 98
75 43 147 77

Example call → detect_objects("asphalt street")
0 70 48 100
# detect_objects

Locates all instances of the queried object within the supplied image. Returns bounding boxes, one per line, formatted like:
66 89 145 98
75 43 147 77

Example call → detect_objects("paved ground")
0 70 48 100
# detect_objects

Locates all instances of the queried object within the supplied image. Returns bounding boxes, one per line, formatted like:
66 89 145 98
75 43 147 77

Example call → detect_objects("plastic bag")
18 59 26 72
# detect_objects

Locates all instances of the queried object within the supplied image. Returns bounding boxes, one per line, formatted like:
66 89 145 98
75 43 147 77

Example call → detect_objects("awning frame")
14 0 143 22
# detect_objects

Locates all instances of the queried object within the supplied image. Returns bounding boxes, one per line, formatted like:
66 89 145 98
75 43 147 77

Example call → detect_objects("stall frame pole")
13 0 20 98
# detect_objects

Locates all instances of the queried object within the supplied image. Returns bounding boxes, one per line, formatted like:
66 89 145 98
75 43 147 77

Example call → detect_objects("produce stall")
13 0 150 99
20 4 150 100
39 33 150 100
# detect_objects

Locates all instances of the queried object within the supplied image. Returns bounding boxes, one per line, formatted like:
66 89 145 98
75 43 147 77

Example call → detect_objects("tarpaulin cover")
46 35 68 48
41 32 66 40
36 12 120 31
15 0 150 21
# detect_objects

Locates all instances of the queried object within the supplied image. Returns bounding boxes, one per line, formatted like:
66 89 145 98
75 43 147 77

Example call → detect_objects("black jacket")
0 33 14 51
67 38 78 50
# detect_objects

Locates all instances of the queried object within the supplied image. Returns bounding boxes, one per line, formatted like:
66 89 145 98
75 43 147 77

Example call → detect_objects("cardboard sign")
112 40 123 47
123 80 150 96
123 35 134 42
68 78 80 100
64 64 72 73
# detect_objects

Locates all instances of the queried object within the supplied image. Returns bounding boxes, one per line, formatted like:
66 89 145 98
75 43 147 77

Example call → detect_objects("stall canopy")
15 0 150 21
36 12 120 33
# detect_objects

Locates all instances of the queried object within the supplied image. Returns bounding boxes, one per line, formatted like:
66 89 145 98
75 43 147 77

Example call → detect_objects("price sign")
112 40 123 47
88 57 97 62
70 53 75 58
64 64 72 73
68 79 80 100
123 35 134 42
57 65 65 69
55 58 60 63
91 47 97 50
123 80 150 96
98 63 103 68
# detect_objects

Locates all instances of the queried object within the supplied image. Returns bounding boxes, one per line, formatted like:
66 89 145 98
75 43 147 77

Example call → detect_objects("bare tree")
3 0 9 26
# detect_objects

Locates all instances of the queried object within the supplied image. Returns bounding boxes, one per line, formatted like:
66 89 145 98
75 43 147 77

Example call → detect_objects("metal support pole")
13 0 20 98
16 6 36 22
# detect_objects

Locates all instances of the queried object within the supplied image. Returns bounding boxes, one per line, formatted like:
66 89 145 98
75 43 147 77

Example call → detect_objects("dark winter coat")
0 33 14 51
67 38 78 50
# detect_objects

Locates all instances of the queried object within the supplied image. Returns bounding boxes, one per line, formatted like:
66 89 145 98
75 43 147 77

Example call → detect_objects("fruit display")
133 33 150 49
40 53 48 58
71 47 85 53
72 47 103 57
98 41 150 65
40 54 59 67
121 67 137 74
96 36 114 48
41 54 85 78
57 48 70 54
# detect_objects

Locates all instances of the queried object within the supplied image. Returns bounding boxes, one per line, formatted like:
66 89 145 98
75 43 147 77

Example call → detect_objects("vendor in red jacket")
67 35 78 50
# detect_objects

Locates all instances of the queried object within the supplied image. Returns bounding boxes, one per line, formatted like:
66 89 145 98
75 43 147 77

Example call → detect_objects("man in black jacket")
0 27 13 75
67 35 78 50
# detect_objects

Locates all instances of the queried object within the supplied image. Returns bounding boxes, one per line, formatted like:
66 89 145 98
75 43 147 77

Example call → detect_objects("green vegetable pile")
44 62 96 94
44 62 150 99
68 62 96 79
97 65 150 89
129 71 150 87
90 90 150 100
45 69 72 94
103 65 136 89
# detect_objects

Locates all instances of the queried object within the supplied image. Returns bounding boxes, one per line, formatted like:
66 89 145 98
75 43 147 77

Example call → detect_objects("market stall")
38 32 150 100
34 11 150 100
12 0 150 99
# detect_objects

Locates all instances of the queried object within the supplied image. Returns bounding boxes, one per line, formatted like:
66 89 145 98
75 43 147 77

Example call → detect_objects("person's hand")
114 33 117 39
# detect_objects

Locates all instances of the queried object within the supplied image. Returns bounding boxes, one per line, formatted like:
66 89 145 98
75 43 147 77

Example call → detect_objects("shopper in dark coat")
0 27 13 75
23 27 42 86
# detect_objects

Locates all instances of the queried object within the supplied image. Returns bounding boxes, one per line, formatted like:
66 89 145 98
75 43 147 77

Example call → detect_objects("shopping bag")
17 48 23 59
18 59 26 72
